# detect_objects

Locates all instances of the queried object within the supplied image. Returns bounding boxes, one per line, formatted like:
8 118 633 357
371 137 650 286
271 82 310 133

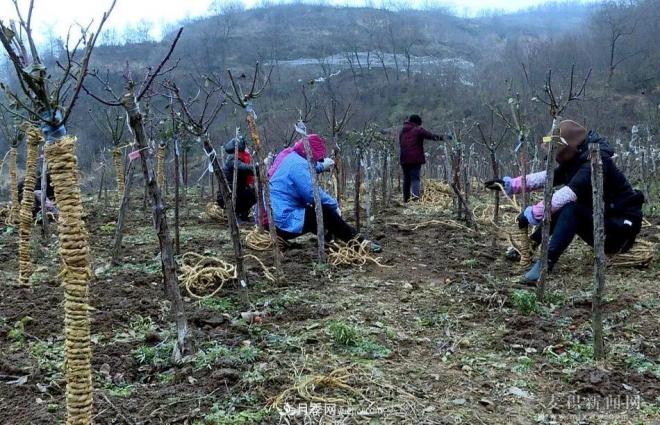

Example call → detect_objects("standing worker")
398 114 448 202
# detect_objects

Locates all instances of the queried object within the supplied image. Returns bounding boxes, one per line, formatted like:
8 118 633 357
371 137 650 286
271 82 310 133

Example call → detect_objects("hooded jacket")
223 138 255 188
398 120 440 165
268 136 337 233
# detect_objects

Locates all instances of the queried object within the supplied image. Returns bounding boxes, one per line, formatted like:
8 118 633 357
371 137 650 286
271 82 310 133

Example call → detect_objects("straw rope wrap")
244 226 279 251
179 252 236 298
420 180 453 209
112 147 124 195
205 202 226 222
156 144 165 190
7 147 19 225
44 136 93 425
18 126 42 286
328 239 391 267
271 366 366 408
607 239 655 267
179 252 275 298
492 183 533 267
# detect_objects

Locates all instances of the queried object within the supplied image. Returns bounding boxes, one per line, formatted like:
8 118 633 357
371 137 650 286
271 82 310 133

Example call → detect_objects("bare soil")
0 191 658 424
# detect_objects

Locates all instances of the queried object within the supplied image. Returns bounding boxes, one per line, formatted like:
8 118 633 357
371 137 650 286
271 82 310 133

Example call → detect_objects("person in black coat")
17 171 56 218
485 120 644 282
216 136 257 221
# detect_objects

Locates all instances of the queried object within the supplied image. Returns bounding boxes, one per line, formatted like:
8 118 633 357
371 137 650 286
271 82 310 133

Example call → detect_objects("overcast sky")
0 0 596 42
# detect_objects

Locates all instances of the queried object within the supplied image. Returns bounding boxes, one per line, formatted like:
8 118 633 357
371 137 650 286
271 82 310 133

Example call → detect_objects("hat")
293 134 327 161
556 120 587 163
409 114 422 125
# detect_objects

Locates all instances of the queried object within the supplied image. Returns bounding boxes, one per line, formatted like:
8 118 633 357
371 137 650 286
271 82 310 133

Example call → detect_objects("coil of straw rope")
607 240 655 267
205 202 226 222
44 136 94 425
112 147 124 195
328 239 391 267
18 125 42 286
179 252 275 298
271 366 365 408
420 180 453 209
156 144 165 190
179 252 236 298
244 226 278 251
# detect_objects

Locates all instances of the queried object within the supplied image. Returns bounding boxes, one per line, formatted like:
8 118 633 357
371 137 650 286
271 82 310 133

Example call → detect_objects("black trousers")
217 185 257 220
401 164 422 202
276 204 358 242
530 202 640 265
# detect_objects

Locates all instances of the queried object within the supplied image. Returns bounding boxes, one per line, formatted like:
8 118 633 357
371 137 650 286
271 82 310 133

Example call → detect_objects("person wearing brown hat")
485 120 644 283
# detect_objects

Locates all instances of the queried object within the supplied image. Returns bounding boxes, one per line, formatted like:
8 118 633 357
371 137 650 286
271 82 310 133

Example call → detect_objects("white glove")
320 157 335 171
335 207 342 217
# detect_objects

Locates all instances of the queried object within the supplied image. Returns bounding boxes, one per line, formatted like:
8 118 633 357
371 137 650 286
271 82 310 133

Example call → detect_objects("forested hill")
92 2 596 74
2 0 658 175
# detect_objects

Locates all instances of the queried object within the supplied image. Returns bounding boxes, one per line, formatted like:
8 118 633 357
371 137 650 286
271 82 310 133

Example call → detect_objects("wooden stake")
536 118 560 301
590 142 606 359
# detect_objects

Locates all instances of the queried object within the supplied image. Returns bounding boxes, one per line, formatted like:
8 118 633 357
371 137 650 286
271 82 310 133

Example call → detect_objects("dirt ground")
0 188 658 425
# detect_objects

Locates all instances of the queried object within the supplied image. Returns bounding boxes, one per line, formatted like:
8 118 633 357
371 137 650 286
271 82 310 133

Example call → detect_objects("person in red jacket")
398 114 448 202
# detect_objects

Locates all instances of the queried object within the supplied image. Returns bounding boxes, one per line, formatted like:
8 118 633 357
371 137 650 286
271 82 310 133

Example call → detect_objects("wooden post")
111 160 135 265
122 92 190 362
590 142 606 359
232 138 239 211
536 118 560 302
246 113 282 273
354 148 362 232
381 152 388 208
97 165 105 202
174 139 181 255
202 134 250 306
299 125 326 263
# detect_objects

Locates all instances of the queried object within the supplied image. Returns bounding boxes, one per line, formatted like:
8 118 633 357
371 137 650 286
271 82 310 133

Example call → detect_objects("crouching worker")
268 134 381 252
17 170 58 219
216 136 257 222
485 120 643 283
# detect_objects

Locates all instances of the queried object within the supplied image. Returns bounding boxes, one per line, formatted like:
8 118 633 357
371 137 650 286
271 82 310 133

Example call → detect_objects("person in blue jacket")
268 134 381 251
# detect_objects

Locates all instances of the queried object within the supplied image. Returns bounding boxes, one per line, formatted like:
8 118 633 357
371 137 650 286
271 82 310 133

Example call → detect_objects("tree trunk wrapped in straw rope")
157 144 165 190
18 126 42 286
112 147 124 195
8 147 20 225
515 226 533 267
45 136 93 425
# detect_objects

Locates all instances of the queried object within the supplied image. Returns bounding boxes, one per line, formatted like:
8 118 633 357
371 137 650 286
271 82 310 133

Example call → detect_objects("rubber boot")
524 259 554 283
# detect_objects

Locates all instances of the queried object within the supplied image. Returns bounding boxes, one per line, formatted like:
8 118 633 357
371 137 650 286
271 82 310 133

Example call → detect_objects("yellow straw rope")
7 147 20 225
420 180 453 208
205 202 226 222
492 183 533 267
178 252 275 298
44 136 93 425
156 144 165 190
328 239 391 267
607 240 655 267
244 226 280 251
271 366 365 408
112 147 124 195
18 126 42 286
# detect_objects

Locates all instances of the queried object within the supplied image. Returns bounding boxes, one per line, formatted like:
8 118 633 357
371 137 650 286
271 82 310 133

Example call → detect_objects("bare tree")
0 2 116 423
